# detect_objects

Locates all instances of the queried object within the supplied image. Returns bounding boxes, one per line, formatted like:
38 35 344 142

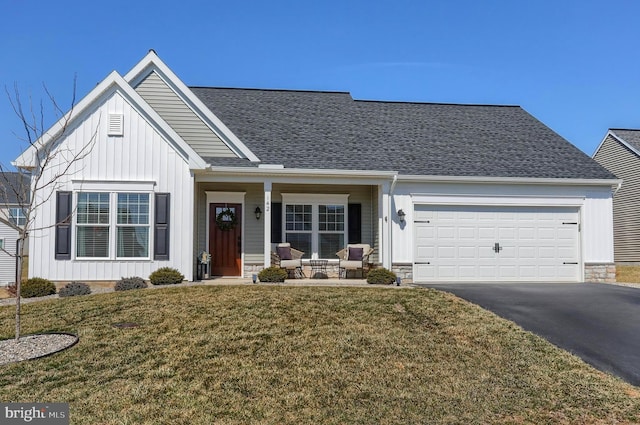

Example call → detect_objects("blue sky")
1 0 639 168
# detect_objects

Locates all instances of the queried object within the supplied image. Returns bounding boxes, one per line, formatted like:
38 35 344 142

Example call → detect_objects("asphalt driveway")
418 282 640 386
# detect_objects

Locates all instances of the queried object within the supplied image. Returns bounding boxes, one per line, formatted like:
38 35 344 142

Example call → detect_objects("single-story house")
593 129 640 264
14 51 620 283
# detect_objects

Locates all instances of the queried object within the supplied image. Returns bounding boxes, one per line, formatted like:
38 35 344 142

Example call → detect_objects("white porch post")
263 180 272 268
381 181 392 269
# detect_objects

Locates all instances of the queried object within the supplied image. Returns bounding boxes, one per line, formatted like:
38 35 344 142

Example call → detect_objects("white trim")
281 193 349 204
410 193 585 207
199 167 398 180
124 50 260 162
73 191 154 261
72 180 156 192
13 71 207 170
206 191 247 205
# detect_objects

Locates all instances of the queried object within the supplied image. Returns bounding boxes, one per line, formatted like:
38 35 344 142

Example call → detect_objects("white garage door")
414 205 580 282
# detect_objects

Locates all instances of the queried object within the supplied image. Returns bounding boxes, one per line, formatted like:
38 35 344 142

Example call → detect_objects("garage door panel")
538 228 556 239
557 247 577 260
437 227 455 239
518 228 535 239
413 205 580 282
458 227 476 239
478 227 496 239
538 246 556 259
458 246 477 259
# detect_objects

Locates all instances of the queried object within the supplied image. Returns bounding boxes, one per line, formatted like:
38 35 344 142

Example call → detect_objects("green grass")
617 265 640 283
1 286 640 424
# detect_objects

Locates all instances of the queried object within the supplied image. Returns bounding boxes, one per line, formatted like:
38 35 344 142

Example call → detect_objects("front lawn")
1 286 639 424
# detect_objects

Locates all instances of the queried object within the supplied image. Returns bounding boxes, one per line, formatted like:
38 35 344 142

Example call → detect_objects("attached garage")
413 205 581 282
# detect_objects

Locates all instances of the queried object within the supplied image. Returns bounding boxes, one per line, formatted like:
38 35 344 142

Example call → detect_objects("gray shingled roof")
610 129 640 153
191 87 616 180
0 172 29 205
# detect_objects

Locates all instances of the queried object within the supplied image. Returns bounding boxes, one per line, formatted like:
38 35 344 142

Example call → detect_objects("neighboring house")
0 172 28 285
593 129 640 264
14 51 620 283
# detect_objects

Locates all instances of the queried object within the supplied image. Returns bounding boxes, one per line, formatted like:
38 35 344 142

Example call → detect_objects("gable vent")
108 114 124 136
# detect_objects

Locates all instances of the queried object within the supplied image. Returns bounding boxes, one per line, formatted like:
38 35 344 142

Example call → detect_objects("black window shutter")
271 202 282 243
55 191 72 260
154 193 170 260
348 203 362 244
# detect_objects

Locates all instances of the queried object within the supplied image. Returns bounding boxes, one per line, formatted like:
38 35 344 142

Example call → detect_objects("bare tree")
1 78 98 340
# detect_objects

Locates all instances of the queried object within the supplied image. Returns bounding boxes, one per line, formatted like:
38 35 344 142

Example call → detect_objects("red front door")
210 204 242 276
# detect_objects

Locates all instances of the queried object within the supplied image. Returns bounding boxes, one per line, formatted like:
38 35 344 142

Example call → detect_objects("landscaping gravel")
0 333 78 365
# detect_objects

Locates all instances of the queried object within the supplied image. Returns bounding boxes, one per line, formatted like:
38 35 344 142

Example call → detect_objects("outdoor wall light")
255 206 262 220
397 209 406 223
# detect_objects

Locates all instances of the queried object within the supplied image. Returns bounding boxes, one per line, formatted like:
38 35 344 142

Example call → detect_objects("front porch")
194 170 398 280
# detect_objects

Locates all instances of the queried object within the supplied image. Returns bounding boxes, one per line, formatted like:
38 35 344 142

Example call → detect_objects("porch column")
381 182 392 269
263 181 272 268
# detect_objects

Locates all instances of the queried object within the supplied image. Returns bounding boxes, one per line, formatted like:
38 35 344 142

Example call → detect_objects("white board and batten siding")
29 90 195 281
391 182 615 283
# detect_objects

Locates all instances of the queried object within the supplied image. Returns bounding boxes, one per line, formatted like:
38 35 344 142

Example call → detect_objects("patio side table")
309 259 328 278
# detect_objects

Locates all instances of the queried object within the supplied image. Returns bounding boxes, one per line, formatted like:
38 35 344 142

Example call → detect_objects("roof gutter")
397 174 623 187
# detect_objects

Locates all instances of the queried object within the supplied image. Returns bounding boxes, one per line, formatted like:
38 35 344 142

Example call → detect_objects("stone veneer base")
584 263 616 283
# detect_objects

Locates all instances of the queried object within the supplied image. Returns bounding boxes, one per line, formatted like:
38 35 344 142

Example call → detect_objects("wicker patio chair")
336 244 374 279
272 243 305 278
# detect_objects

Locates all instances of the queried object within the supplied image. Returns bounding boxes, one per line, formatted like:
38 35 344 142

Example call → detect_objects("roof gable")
13 71 207 170
124 51 259 162
609 129 640 156
191 87 616 180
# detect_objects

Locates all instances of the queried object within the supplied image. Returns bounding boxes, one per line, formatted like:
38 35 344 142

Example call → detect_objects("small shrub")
366 268 397 285
257 267 288 283
149 267 184 285
59 281 92 297
6 283 17 297
114 276 147 291
21 277 57 298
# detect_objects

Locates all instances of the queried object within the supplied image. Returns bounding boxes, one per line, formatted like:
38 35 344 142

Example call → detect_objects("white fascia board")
12 71 207 170
199 166 397 179
124 51 260 162
397 174 622 187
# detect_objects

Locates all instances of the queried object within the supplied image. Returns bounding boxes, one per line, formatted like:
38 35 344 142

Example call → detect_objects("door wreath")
216 208 237 231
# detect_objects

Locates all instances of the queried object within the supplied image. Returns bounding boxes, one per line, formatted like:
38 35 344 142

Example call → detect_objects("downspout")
613 180 622 195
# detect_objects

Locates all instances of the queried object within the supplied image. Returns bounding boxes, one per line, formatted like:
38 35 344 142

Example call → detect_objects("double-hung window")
117 193 150 258
76 192 150 259
282 194 348 260
9 208 26 226
76 193 110 258
318 205 345 258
